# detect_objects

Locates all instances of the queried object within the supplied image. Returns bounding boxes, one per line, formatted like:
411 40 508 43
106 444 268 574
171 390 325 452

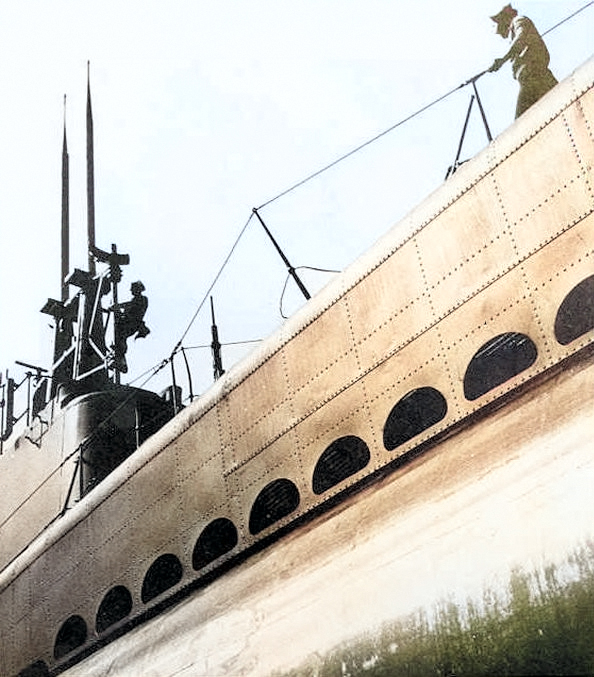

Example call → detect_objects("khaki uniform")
507 16 558 117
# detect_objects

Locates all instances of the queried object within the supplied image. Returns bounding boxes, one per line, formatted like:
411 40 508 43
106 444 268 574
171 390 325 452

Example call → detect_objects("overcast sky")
0 1 592 400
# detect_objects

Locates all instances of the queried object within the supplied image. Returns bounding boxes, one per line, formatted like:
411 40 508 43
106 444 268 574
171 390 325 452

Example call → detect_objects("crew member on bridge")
112 280 150 373
489 4 557 118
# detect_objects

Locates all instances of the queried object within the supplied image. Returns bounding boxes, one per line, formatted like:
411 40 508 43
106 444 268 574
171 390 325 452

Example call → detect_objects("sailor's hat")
490 4 517 24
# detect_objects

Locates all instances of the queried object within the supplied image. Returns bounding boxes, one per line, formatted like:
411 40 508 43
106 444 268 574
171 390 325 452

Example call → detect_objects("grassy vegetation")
276 542 594 677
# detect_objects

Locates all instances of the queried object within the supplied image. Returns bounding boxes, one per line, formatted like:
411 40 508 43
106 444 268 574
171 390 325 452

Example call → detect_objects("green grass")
276 542 594 677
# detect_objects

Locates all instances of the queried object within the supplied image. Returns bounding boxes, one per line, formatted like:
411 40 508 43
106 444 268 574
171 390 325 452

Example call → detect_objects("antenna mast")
210 296 225 380
86 61 96 276
61 95 70 301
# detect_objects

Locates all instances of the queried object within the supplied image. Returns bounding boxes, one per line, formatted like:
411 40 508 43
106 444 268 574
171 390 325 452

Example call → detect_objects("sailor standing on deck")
488 4 558 118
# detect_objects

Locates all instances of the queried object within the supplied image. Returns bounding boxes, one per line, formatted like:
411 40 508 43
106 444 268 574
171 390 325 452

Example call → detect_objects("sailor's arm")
489 17 530 71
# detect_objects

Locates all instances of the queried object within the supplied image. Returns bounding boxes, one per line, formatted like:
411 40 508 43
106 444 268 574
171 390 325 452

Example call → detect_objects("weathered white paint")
65 356 594 677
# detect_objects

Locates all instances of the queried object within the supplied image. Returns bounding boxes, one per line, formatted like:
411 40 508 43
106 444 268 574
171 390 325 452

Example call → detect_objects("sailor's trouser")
514 62 558 118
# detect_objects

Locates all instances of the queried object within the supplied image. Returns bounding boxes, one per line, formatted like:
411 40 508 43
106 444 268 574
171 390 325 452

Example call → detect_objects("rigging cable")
162 76 476 351
542 0 593 36
183 338 263 350
137 1 593 386
169 211 254 358
257 0 593 210
257 82 467 211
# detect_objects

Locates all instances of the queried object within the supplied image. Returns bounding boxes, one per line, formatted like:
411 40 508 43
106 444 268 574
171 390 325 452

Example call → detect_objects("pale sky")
0 1 592 400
